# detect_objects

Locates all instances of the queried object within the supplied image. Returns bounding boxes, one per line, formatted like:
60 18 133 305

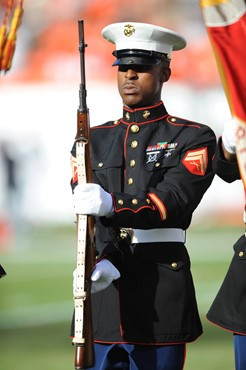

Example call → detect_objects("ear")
161 67 171 83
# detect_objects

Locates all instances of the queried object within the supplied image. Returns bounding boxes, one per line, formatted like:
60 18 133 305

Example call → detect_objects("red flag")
200 0 246 187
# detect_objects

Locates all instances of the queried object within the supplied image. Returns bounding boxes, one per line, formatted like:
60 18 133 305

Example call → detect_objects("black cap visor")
113 56 161 66
112 49 170 66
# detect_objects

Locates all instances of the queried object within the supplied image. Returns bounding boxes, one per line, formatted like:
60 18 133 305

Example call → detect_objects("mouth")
122 83 138 94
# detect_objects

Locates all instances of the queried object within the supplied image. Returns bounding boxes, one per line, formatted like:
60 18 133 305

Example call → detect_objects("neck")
123 100 162 110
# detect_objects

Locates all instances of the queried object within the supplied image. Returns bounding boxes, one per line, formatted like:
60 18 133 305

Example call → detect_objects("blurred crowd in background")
0 0 243 249
1 0 220 86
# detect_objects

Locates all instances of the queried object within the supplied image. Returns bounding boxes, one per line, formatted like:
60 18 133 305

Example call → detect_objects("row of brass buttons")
118 198 151 206
128 127 138 185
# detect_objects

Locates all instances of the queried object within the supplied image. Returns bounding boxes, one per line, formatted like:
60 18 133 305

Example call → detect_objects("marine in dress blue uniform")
71 22 216 369
207 119 246 370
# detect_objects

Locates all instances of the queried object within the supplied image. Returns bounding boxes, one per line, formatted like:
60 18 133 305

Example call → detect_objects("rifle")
72 19 95 369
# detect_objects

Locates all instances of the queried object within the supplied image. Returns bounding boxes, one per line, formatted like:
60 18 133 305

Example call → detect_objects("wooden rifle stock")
72 20 95 369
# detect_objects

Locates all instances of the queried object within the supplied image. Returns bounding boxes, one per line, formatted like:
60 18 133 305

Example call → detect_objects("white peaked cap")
102 22 187 59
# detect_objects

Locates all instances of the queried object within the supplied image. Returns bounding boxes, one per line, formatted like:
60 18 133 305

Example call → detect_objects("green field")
0 225 242 370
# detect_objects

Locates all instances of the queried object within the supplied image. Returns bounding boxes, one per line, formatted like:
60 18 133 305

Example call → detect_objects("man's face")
117 63 170 109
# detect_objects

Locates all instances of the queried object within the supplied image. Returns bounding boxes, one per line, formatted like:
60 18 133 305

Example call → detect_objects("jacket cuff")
112 193 155 213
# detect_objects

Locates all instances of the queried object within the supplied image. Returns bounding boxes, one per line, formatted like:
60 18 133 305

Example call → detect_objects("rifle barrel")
78 20 87 111
73 19 95 370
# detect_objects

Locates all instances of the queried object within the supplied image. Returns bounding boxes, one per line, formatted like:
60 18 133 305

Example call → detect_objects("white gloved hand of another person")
222 118 237 154
91 259 121 294
73 183 114 216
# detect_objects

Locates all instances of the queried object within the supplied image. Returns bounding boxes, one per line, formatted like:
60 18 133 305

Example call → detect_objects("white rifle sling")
73 140 87 345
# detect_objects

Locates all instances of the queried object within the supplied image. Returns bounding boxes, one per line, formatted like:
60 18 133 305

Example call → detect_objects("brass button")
171 262 178 269
130 159 136 167
131 124 140 133
143 110 150 119
125 112 130 120
239 251 244 257
131 140 138 149
146 198 151 204
128 178 133 185
132 198 138 205
155 162 160 167
98 162 104 168
170 117 176 122
118 199 124 205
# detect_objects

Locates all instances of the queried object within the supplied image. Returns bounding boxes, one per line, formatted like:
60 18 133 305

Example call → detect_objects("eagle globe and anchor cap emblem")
124 24 135 37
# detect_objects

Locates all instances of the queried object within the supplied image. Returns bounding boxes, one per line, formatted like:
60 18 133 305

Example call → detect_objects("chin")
123 97 143 109
123 97 138 107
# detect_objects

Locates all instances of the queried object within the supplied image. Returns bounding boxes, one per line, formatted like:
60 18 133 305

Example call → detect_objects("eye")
118 65 129 72
118 65 153 73
136 65 152 73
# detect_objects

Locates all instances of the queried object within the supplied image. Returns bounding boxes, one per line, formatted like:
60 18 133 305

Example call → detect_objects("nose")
125 68 138 80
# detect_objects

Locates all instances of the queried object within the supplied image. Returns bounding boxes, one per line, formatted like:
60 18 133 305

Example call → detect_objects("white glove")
91 259 121 294
73 183 114 216
222 118 237 154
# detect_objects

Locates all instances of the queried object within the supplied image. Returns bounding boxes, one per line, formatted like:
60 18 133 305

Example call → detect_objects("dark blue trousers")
234 334 246 370
90 343 186 370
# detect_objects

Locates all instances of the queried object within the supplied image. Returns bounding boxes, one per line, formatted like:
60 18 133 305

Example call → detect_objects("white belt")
130 228 186 244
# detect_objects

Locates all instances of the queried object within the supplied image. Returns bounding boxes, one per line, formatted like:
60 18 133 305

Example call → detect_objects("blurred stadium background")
0 0 244 369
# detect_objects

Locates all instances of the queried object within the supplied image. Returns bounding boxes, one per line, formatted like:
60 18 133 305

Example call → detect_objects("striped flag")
200 0 246 187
